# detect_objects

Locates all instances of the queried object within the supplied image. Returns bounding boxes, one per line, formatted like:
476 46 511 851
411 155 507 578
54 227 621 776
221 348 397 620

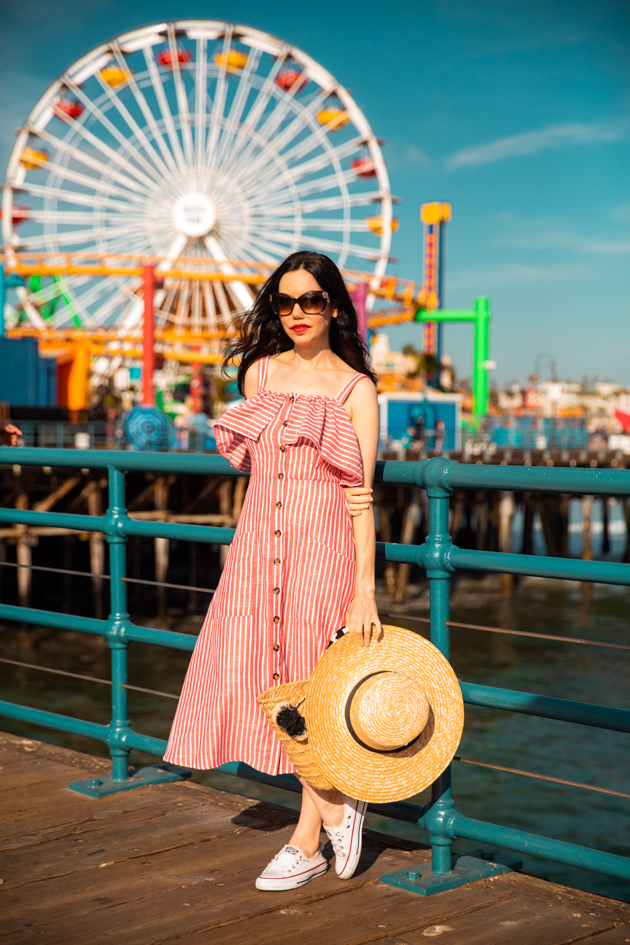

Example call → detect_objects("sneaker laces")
266 845 304 871
325 813 351 858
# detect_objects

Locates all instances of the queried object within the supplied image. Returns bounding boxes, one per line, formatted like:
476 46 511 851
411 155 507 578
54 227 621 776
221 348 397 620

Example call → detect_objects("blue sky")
1 0 629 386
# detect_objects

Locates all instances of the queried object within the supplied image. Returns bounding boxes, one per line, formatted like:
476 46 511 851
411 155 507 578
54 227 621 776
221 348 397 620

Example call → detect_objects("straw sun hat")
257 625 464 804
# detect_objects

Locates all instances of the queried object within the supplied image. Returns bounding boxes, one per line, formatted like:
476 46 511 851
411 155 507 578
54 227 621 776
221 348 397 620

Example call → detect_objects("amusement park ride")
0 19 492 424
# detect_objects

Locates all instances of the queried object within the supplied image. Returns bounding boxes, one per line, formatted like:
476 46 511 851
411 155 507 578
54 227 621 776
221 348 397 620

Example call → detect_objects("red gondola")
0 205 30 226
158 48 192 68
275 69 307 93
53 100 84 121
352 157 377 178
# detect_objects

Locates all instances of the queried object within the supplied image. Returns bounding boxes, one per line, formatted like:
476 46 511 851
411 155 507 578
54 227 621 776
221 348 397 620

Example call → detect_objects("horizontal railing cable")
453 755 630 799
121 576 215 595
3 657 625 798
0 657 179 700
0 560 215 595
0 560 111 581
378 612 630 651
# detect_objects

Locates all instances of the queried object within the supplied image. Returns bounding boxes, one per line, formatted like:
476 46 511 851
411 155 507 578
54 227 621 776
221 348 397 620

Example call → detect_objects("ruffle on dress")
214 389 364 486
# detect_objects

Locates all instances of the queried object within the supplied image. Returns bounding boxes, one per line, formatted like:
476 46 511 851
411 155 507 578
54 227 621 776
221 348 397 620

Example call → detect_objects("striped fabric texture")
164 358 366 775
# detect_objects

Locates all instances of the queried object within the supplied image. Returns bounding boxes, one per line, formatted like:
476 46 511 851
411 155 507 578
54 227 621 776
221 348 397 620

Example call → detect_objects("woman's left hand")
345 591 383 647
343 486 373 518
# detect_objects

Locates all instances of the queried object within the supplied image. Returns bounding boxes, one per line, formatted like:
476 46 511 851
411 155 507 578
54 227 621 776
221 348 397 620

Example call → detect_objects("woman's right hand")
344 486 373 518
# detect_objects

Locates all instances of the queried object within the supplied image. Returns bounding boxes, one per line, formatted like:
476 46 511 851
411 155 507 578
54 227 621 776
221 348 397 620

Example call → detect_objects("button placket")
271 395 293 682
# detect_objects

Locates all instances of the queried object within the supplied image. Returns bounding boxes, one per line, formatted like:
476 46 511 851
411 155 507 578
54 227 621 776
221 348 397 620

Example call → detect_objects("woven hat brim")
307 626 464 803
257 680 335 791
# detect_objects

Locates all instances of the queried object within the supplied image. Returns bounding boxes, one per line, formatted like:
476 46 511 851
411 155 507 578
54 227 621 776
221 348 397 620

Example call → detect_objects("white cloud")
448 262 589 289
496 231 630 257
611 204 630 224
446 119 629 169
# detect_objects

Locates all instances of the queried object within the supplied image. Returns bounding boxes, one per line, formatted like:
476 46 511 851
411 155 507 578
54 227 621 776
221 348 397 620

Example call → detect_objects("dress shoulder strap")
335 373 366 404
257 357 269 393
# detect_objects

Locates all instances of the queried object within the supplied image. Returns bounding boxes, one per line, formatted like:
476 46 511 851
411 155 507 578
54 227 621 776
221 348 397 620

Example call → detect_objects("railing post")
424 459 454 876
382 457 521 894
106 466 131 781
67 462 191 797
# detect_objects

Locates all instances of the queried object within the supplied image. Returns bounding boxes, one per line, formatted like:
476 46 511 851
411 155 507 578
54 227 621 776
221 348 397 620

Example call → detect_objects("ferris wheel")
2 20 394 333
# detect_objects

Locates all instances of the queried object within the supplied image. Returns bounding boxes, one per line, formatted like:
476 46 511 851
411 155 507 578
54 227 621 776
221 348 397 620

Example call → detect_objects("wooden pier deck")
1 732 628 945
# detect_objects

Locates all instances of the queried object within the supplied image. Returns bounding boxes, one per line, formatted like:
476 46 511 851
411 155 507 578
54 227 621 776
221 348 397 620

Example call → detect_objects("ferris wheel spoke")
194 37 208 169
215 49 288 176
229 65 323 179
109 42 180 177
263 218 370 232
21 181 142 215
259 134 362 194
245 234 302 260
167 24 194 166
201 280 217 331
16 288 50 328
44 278 99 327
69 286 120 327
291 167 361 198
201 28 233 186
27 209 143 227
230 92 328 190
214 47 262 171
143 45 189 177
204 235 254 309
232 233 286 264
292 192 381 214
23 221 147 251
31 117 163 195
40 158 151 206
91 73 181 184
213 278 233 322
62 76 170 186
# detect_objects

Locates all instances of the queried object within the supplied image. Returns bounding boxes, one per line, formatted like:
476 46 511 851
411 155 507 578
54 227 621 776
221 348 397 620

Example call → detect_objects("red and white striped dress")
164 357 366 775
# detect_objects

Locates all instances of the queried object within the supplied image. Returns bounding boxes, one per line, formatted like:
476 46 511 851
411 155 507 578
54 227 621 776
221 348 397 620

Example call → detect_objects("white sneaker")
324 795 367 879
255 844 328 891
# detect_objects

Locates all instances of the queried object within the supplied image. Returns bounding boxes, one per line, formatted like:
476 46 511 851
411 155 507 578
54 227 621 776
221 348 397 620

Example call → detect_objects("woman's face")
276 268 337 348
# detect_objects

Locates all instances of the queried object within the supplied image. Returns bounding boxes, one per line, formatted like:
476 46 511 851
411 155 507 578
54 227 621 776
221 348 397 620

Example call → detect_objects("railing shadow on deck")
0 447 629 887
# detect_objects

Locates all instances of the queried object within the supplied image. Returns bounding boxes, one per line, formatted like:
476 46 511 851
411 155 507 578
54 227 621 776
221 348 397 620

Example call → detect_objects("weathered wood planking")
0 732 628 945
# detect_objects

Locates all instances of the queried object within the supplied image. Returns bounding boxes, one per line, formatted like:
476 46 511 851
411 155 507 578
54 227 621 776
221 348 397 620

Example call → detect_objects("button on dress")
164 358 366 775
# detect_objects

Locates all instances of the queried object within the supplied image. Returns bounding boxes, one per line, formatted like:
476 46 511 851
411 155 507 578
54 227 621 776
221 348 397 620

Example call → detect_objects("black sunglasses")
269 290 330 317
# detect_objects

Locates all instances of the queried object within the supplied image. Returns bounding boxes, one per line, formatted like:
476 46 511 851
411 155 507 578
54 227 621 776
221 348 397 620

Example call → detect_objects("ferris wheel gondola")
2 20 394 334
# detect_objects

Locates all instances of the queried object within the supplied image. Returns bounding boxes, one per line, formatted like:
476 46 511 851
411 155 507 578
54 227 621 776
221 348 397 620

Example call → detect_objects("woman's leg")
289 778 345 857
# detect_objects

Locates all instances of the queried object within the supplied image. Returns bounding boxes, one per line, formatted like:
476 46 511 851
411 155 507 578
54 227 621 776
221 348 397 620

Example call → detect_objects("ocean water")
1 496 628 902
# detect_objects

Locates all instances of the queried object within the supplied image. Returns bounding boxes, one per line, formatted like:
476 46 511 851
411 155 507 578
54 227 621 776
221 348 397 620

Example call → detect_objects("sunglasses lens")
301 292 326 314
270 294 294 316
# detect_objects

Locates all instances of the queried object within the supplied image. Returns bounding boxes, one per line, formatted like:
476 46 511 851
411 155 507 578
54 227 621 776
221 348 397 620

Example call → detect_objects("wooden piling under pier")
1 732 628 944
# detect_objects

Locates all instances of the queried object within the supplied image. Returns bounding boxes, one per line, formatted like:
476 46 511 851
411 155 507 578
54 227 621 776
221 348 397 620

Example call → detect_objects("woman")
164 250 380 890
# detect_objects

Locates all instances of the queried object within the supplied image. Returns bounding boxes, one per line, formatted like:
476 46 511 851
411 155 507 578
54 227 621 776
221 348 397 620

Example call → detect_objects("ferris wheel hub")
171 192 217 239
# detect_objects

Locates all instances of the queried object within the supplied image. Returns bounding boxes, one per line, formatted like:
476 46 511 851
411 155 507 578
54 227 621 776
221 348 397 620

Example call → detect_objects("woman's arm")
345 379 382 646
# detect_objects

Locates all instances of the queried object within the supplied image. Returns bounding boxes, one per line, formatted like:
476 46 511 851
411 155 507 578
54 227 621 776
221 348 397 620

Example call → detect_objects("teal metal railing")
0 448 629 888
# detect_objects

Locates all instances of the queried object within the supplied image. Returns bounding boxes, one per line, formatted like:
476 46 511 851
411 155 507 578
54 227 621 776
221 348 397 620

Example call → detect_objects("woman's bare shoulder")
243 362 259 399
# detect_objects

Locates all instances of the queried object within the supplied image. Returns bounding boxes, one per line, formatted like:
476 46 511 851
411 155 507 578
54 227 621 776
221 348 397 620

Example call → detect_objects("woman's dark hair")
224 251 377 393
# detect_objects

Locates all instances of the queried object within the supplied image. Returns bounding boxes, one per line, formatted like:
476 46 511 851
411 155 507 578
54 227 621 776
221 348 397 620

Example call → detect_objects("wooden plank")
0 824 432 944
190 883 515 945
578 928 630 945
0 733 110 773
0 757 89 792
366 895 614 945
1 805 273 888
0 781 202 850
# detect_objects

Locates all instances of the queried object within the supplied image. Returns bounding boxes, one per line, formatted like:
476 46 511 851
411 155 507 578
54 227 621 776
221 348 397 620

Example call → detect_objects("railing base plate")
69 764 191 797
380 850 521 896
